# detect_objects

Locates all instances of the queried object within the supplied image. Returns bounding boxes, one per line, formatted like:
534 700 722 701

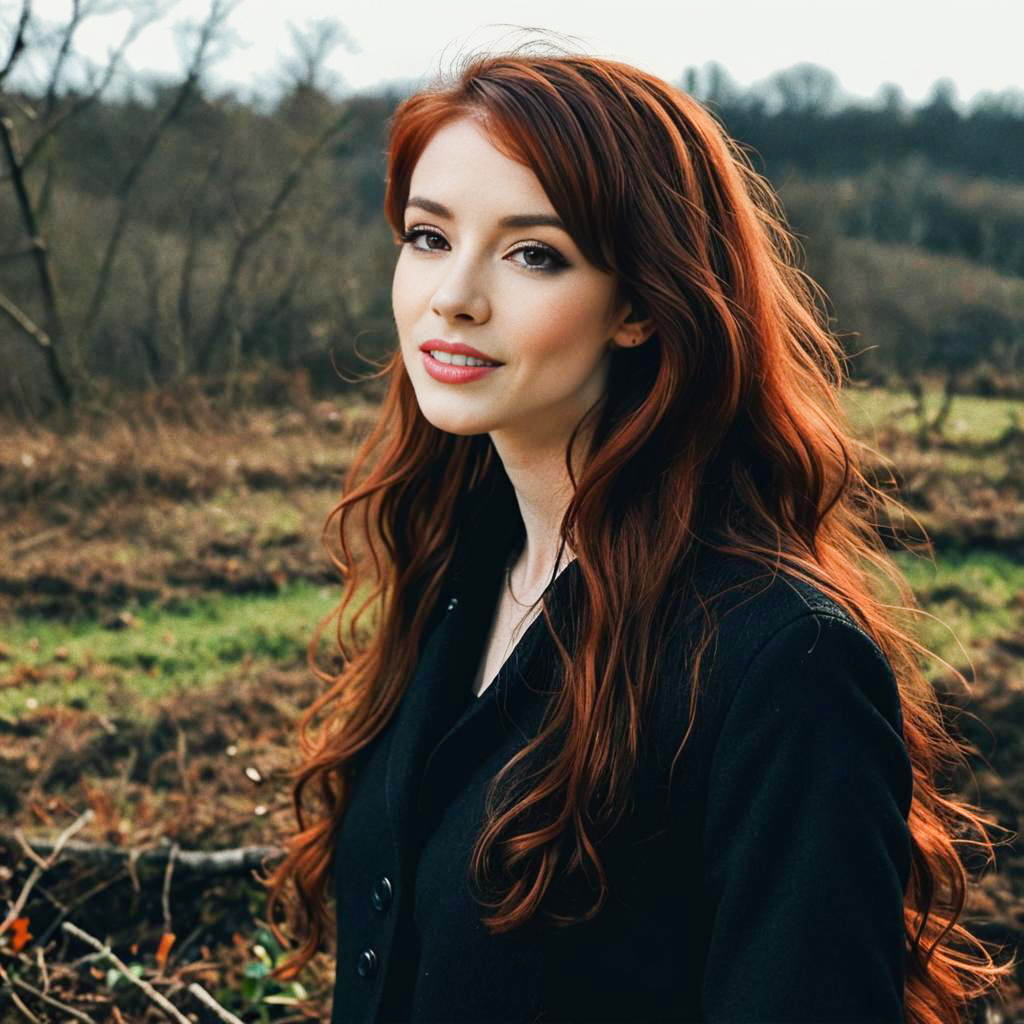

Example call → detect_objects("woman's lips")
422 351 503 383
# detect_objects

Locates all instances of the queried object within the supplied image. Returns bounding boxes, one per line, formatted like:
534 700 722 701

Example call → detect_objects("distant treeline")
685 62 1024 185
1 7 1022 417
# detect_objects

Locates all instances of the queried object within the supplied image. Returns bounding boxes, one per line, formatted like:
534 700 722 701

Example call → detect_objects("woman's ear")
610 301 655 348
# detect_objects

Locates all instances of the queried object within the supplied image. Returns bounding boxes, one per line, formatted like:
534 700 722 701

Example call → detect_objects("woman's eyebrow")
405 195 567 232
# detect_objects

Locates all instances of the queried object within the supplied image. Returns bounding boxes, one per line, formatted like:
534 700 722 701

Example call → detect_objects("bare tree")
0 0 230 412
1 0 364 411
280 16 356 94
681 61 741 111
766 62 842 116
77 0 234 351
0 0 72 407
194 98 359 374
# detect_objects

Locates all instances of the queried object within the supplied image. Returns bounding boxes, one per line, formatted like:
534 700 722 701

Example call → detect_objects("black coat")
329 485 913 1023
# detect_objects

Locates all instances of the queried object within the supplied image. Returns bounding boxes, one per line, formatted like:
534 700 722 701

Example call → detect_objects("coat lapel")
414 553 580 837
382 474 581 881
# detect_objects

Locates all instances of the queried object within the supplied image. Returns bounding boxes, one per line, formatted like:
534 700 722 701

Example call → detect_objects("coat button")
370 875 393 913
356 948 378 978
446 596 459 611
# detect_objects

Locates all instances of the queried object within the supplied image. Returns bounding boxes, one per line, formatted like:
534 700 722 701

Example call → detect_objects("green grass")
888 549 1024 670
3 548 1020 721
842 386 1023 444
0 582 374 721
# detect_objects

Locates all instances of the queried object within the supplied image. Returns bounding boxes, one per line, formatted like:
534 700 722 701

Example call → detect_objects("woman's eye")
399 228 568 274
507 244 568 273
400 227 447 251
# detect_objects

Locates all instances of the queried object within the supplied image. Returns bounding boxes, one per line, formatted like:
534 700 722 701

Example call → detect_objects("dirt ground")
0 394 1021 1022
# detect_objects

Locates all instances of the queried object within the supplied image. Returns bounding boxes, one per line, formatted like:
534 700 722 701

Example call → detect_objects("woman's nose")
430 260 490 323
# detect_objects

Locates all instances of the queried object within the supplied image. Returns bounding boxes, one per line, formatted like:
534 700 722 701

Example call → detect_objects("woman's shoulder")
650 547 903 755
669 545 873 648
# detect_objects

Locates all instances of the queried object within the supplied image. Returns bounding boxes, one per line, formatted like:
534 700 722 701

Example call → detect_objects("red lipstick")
418 339 503 363
419 339 504 384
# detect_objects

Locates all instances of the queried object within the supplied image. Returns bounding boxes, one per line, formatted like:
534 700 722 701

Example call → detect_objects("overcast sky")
9 0 1024 110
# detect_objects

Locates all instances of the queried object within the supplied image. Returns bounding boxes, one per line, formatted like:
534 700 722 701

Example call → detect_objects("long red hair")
262 50 1016 1021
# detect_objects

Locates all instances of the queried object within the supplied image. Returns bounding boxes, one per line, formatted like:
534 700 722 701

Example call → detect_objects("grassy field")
0 383 1021 1023
0 582 349 721
843 384 1023 443
891 549 1024 668
0 550 1019 722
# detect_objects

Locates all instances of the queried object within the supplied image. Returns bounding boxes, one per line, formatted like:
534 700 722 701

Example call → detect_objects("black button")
356 948 378 978
446 596 459 611
370 875 393 912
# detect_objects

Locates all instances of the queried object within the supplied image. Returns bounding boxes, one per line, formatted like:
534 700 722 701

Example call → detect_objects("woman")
262 50 1014 1023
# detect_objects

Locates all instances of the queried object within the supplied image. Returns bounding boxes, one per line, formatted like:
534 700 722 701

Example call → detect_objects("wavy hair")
261 49 1017 1022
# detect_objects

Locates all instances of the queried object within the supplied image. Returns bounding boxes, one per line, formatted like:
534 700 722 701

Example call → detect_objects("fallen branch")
3 835 282 876
61 920 192 1024
58 925 271 1024
188 982 246 1024
0 809 94 936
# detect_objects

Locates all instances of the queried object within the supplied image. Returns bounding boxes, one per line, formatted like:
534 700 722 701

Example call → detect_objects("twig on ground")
188 982 247 1024
128 844 144 893
33 869 129 949
165 920 207 972
34 946 48 994
176 727 193 799
162 840 179 937
4 835 282 875
9 526 63 557
0 964 93 1024
66 948 115 969
60 920 191 1024
13 829 49 870
0 980 42 1024
0 809 94 936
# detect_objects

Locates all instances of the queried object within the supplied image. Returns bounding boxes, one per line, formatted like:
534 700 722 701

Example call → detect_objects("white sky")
9 0 1024 109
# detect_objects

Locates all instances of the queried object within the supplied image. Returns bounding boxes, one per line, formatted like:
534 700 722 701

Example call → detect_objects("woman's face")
392 116 643 448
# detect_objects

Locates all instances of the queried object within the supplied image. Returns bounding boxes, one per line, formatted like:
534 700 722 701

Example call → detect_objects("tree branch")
175 144 224 368
0 0 31 88
42 0 82 115
197 100 357 371
77 0 231 348
0 290 50 347
0 112 73 405
21 2 167 172
0 243 39 262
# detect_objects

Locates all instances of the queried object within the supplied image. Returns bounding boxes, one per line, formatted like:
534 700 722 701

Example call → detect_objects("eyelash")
398 226 570 274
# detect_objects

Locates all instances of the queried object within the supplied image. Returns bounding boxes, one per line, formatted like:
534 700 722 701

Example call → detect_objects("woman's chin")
419 406 499 438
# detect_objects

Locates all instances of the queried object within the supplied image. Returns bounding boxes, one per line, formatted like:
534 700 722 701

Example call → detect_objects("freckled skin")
392 116 647 449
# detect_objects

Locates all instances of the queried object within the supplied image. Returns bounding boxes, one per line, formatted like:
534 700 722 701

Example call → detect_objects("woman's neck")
493 448 581 596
